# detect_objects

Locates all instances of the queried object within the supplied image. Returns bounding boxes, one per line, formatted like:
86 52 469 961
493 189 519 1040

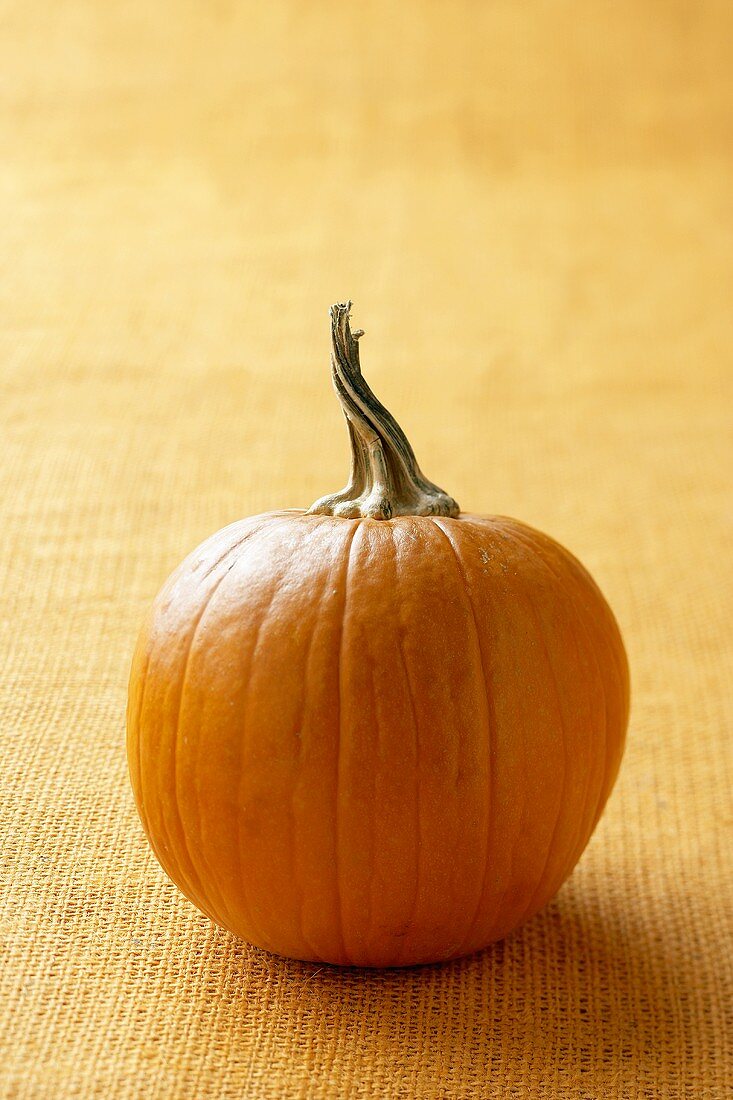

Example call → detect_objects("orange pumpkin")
127 302 629 967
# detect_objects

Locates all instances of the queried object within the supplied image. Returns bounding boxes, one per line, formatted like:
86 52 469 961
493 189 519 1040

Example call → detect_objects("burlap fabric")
1 3 731 1097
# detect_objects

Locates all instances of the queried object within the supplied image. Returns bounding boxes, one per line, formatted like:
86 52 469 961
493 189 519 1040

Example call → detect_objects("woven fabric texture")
1 2 732 1097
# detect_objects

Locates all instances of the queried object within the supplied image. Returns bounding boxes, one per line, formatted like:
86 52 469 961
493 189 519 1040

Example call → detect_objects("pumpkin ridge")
506 526 606 924
544 536 629 706
175 521 276 930
446 519 527 948
550 540 630 782
387 520 424 964
548 541 629 827
288 520 345 964
169 545 250 923
511 551 574 930
186 521 286 928
464 522 566 941
430 518 496 956
515 528 612 903
363 654 378 960
234 519 301 951
334 519 361 964
523 526 628 805
133 629 202 910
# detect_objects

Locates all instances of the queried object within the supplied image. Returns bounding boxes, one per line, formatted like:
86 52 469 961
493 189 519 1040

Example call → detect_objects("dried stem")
309 302 460 520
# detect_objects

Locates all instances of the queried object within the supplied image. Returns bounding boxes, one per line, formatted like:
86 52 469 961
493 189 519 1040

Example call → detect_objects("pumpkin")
127 302 629 967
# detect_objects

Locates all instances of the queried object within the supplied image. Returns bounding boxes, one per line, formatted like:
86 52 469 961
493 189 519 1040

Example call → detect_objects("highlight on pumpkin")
126 302 629 968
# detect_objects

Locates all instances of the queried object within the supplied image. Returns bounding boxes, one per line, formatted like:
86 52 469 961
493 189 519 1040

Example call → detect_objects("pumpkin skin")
127 508 628 967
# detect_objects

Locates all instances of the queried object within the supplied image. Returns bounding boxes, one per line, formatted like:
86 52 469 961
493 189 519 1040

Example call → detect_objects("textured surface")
1 1 732 1097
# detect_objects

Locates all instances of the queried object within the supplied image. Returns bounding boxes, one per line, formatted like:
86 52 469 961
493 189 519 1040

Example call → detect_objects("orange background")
1 3 731 1097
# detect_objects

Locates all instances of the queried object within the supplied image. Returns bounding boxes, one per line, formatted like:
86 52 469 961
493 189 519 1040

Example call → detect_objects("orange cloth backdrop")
1 2 731 1097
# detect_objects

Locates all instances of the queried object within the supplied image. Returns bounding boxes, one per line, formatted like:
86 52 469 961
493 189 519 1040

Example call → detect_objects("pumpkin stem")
308 302 460 520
